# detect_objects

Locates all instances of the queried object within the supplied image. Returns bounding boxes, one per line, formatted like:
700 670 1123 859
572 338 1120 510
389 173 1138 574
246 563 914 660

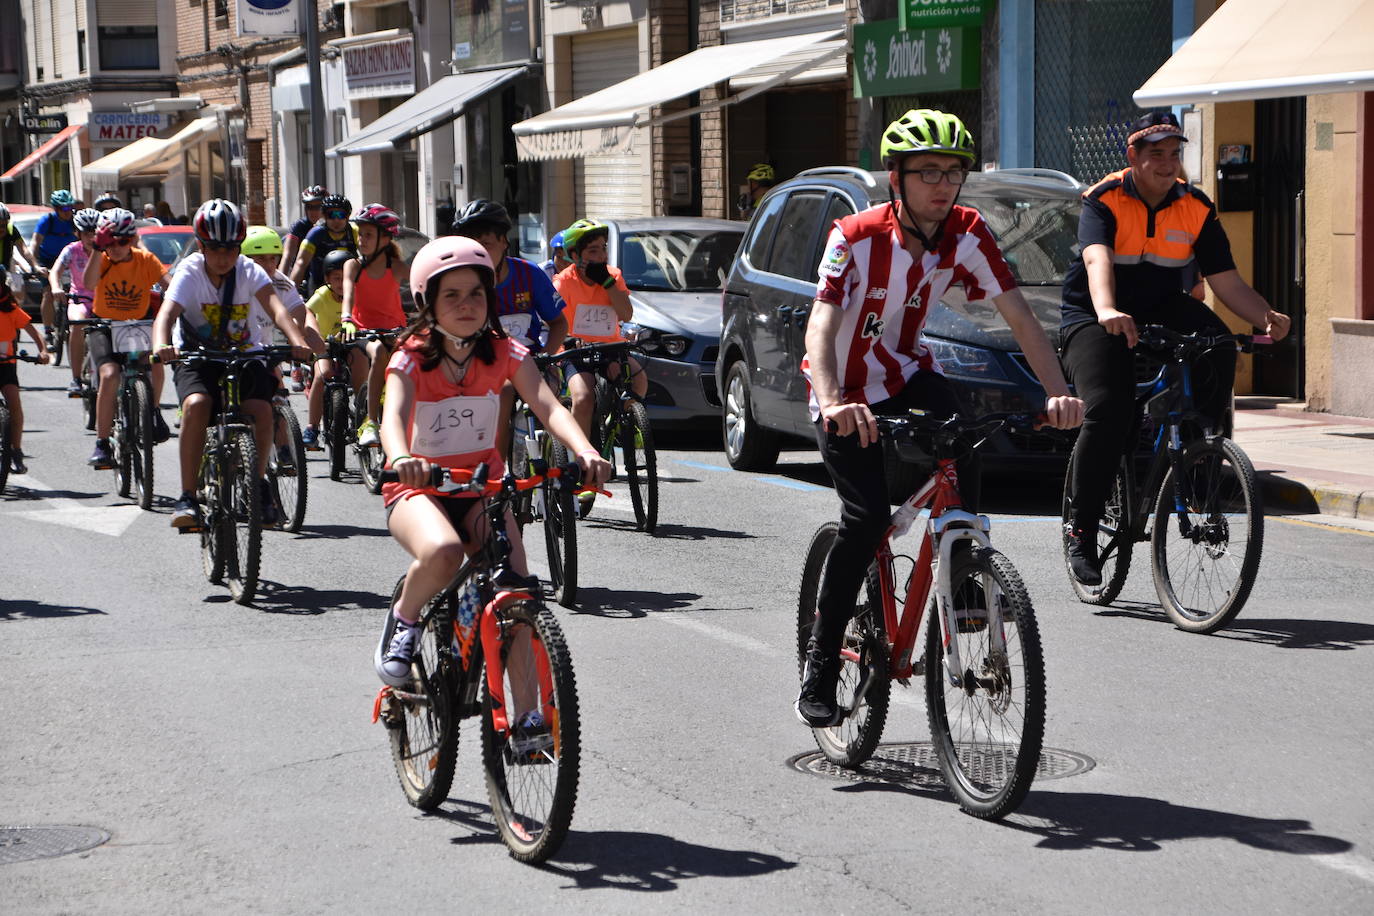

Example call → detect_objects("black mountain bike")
1062 325 1270 633
373 461 582 864
323 330 399 492
268 386 308 532
177 345 297 605
558 340 658 533
74 319 157 510
0 350 44 495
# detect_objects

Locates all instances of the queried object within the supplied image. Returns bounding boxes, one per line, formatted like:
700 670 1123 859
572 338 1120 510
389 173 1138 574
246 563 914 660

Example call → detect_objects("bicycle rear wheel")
271 401 308 532
130 377 155 511
543 441 578 608
0 402 12 494
925 545 1045 820
199 453 225 585
1062 445 1133 605
355 383 384 493
481 597 580 864
327 387 349 481
621 399 658 533
224 431 262 605
1151 437 1263 633
382 576 459 810
796 522 890 767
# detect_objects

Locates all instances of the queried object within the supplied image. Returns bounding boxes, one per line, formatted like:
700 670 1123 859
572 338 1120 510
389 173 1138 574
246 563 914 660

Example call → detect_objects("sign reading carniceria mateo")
90 112 172 143
237 0 299 38
852 20 981 98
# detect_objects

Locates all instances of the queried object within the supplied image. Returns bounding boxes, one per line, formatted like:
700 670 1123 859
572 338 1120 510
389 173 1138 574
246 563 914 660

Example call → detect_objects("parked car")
716 166 1087 488
597 217 745 427
137 224 197 266
3 203 53 319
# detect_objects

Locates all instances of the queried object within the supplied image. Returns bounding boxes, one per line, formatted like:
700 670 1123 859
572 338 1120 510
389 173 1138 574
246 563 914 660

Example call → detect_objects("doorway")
1252 96 1306 398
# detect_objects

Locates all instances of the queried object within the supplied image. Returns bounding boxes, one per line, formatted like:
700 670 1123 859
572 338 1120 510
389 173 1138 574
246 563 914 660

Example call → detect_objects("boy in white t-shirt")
152 200 312 530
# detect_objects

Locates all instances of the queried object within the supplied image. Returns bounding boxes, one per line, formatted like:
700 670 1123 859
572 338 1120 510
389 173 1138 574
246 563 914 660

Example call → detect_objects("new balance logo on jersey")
866 287 887 299
861 311 885 338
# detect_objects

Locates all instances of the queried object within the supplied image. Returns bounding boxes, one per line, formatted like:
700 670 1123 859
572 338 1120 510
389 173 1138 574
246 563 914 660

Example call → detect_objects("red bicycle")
798 410 1047 819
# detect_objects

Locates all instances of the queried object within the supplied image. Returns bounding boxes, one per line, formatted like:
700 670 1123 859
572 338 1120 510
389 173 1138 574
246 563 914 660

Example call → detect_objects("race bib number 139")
410 393 500 457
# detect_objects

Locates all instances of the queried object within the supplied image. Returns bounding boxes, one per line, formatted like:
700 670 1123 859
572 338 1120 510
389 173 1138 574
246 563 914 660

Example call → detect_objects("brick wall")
650 0 695 215
698 0 727 218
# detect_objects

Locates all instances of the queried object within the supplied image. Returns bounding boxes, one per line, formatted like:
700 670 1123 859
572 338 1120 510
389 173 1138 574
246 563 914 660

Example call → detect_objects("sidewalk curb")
1256 472 1374 521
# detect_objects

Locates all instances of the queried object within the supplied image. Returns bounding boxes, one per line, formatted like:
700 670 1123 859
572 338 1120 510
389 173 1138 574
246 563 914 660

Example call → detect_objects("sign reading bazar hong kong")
344 36 415 99
90 112 172 142
851 21 980 98
899 0 991 31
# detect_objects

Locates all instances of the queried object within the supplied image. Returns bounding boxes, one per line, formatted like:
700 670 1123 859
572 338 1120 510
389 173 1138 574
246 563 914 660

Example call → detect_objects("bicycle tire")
271 402 308 532
114 384 134 499
200 451 226 585
480 597 580 864
622 398 658 533
382 576 459 810
0 401 12 494
544 441 578 608
925 545 1045 820
1151 437 1263 633
224 431 262 605
51 311 67 367
796 522 890 767
507 423 533 533
82 386 96 431
1062 444 1133 605
327 386 349 481
130 376 155 511
355 382 384 493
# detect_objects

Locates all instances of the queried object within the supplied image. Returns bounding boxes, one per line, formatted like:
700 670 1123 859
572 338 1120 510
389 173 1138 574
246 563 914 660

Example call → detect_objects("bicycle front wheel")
481 598 580 864
382 576 459 810
224 431 262 605
925 546 1045 820
199 453 225 584
114 388 134 499
621 399 658 533
796 523 890 767
355 383 384 493
271 402 308 532
1062 444 1133 605
130 377 155 511
1151 437 1263 633
52 311 67 367
544 441 578 608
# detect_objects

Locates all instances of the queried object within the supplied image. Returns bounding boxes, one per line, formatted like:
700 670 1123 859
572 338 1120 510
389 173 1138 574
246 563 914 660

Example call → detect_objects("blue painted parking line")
761 478 828 492
674 460 731 472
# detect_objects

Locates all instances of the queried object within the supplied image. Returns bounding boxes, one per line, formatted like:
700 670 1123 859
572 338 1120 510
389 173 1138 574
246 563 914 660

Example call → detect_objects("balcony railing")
720 0 844 25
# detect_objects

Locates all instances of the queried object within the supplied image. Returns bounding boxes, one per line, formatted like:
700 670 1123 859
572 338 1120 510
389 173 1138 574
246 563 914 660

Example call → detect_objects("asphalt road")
3 361 1374 913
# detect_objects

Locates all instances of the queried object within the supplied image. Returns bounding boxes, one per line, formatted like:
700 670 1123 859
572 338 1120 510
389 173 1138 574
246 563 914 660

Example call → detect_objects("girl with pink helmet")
373 236 610 686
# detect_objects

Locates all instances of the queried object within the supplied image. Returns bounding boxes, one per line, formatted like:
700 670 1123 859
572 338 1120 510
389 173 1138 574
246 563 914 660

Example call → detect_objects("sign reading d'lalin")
238 0 300 38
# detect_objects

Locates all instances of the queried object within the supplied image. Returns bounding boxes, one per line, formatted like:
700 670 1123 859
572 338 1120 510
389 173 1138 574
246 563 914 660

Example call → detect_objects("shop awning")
512 30 843 161
1135 0 1374 106
0 124 84 183
82 117 219 187
328 66 526 157
729 38 846 90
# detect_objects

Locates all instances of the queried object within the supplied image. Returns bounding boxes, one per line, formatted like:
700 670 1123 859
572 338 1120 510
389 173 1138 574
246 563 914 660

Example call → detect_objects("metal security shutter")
572 29 646 219
96 0 158 27
33 0 50 77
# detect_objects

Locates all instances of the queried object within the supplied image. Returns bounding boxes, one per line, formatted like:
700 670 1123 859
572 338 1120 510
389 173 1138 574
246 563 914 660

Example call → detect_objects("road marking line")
761 478 827 492
1271 515 1374 538
674 460 730 471
2 472 143 537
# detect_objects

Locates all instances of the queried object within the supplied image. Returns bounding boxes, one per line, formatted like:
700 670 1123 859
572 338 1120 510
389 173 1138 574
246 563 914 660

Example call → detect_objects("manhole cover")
0 826 109 865
788 743 1095 790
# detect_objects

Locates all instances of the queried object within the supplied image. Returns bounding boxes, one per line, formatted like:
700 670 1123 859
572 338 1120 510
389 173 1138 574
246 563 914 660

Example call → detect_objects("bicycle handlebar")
8 350 47 364
871 410 1047 439
159 344 301 365
1137 324 1272 356
541 340 643 368
378 460 584 495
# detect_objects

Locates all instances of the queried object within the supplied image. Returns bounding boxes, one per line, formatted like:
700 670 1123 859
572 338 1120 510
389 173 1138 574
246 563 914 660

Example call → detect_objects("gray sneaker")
375 616 421 687
509 709 554 763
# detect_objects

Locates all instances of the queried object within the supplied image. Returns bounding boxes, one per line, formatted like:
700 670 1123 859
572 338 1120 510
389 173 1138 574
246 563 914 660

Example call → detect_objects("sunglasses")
58 206 74 213
109 237 134 247
203 241 241 252
324 210 348 220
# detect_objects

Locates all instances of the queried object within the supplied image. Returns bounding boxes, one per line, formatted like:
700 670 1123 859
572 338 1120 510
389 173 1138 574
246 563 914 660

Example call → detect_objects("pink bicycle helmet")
354 203 401 238
409 237 495 310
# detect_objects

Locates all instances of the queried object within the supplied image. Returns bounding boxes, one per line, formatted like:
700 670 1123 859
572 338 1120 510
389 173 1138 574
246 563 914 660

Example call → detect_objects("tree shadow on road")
284 523 390 540
426 799 796 889
1 483 105 502
0 598 107 621
229 579 387 614
561 587 700 619
1091 602 1374 650
581 517 756 540
1006 791 1355 856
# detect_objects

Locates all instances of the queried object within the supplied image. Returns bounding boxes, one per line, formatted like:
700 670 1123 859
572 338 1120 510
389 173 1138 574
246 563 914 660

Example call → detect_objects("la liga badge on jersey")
819 239 851 279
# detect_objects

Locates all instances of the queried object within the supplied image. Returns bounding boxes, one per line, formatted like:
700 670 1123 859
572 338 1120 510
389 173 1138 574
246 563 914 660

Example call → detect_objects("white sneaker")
357 420 381 448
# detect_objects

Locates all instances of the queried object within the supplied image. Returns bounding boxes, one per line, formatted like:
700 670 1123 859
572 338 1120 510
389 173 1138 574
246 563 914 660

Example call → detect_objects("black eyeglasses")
903 167 968 186
202 241 241 252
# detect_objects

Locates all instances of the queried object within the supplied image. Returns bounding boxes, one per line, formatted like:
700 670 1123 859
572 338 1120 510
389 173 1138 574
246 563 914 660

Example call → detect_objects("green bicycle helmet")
242 225 284 257
746 163 775 182
561 218 609 254
880 109 976 169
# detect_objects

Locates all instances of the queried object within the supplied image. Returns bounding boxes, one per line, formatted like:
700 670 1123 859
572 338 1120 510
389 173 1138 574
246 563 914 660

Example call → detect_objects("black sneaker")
88 439 115 469
259 479 280 528
795 638 843 728
171 493 201 529
1066 524 1103 586
151 411 171 444
10 449 27 475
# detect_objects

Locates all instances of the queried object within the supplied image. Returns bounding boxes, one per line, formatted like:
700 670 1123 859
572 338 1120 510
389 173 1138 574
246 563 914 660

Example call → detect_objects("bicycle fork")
929 511 1003 690
479 590 558 743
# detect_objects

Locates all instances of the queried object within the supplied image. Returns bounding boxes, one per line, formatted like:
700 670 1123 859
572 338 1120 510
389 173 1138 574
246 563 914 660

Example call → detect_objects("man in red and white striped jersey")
796 109 1083 728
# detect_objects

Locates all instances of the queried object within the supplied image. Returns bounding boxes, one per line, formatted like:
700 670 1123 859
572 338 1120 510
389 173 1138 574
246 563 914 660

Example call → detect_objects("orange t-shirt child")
380 332 529 507
0 303 35 362
93 248 165 320
553 264 629 343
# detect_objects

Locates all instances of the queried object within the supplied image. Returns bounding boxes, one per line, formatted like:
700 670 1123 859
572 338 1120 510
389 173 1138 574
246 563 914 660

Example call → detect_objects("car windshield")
140 232 193 265
619 229 743 292
961 194 1080 286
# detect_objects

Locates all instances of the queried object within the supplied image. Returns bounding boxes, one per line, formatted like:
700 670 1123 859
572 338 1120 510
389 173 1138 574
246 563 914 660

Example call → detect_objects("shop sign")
343 36 415 100
90 112 172 142
24 113 68 134
898 0 992 31
237 0 300 38
852 21 980 99
514 125 636 162
452 0 531 69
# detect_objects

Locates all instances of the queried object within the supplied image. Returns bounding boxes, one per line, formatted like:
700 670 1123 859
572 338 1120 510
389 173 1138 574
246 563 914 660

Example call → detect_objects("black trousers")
1060 292 1236 532
810 372 978 660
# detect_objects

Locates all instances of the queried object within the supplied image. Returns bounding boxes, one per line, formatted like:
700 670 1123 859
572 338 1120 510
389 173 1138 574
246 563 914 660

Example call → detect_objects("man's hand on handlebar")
821 401 880 447
1042 395 1085 430
154 343 178 365
1264 309 1292 342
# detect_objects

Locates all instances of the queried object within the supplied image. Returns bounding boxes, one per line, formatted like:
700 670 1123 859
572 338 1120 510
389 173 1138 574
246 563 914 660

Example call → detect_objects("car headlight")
625 323 691 358
921 336 1010 381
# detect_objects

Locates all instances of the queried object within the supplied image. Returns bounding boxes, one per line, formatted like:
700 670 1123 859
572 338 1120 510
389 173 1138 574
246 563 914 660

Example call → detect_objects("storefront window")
98 26 159 70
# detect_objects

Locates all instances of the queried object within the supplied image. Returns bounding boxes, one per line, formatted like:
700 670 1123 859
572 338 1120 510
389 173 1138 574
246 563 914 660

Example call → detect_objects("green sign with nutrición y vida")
851 20 981 99
899 0 992 32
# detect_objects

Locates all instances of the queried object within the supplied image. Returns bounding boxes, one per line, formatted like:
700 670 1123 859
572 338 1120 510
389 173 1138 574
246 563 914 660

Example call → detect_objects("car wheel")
722 361 780 472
